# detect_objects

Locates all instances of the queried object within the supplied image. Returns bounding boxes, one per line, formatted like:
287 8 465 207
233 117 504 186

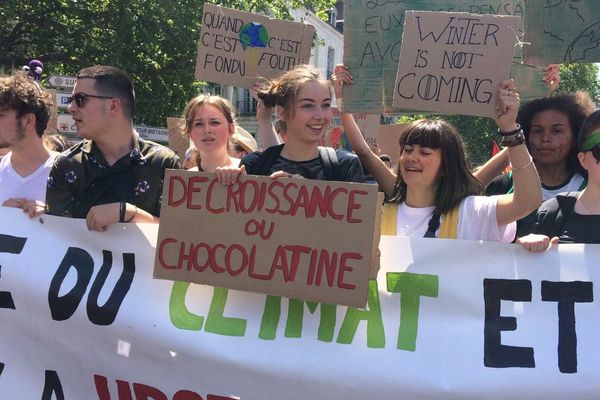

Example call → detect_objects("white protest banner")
1 207 599 399
195 4 315 88
154 171 380 307
392 11 520 118
342 0 524 113
523 0 600 64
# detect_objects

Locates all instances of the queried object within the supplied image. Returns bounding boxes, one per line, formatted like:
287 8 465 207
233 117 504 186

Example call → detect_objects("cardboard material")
510 62 548 103
523 0 600 64
44 88 58 134
321 107 380 152
167 117 190 160
392 11 520 118
342 0 525 113
377 123 409 167
195 4 316 88
154 171 380 307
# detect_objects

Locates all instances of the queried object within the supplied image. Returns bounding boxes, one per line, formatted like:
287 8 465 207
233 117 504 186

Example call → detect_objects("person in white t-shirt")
0 71 56 207
332 65 542 242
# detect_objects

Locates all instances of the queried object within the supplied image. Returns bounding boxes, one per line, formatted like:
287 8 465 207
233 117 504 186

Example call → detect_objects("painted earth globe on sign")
239 22 269 49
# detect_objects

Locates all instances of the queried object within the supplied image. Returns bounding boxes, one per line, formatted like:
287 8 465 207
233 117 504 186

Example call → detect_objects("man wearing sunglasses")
0 71 56 208
39 65 181 231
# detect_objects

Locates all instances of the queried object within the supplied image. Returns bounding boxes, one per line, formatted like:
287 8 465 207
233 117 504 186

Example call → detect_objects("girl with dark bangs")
332 65 541 241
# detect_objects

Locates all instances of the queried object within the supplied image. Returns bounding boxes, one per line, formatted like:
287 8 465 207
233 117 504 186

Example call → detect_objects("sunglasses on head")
67 92 113 108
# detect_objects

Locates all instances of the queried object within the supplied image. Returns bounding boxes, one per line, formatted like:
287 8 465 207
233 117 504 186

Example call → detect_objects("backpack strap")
255 144 285 176
533 192 579 238
423 213 441 238
318 146 341 181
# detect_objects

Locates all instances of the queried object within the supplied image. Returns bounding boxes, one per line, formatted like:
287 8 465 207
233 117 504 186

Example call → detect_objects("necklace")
578 195 597 215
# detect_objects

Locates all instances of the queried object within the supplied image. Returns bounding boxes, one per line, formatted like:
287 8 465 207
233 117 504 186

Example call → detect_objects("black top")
557 213 600 243
46 136 181 218
242 146 366 183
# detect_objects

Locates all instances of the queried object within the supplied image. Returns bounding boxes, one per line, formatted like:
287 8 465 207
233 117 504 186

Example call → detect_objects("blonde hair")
182 94 237 136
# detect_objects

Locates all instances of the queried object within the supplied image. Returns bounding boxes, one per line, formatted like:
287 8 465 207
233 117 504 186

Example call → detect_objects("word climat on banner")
2 209 600 398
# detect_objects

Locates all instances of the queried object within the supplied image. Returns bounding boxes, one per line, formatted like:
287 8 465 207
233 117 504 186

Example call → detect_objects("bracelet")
502 131 526 147
119 201 126 223
125 205 137 223
512 157 533 172
497 124 522 137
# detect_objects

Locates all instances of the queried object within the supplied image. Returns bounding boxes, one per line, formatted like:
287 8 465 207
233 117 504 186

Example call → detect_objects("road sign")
48 75 77 88
56 92 72 109
134 125 169 143
57 114 76 134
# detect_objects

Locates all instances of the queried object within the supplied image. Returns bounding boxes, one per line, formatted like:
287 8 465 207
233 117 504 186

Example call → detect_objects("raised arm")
494 80 542 226
250 83 281 149
473 146 510 187
332 65 397 197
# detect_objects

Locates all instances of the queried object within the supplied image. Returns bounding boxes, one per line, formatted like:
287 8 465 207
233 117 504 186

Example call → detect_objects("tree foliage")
0 0 335 126
556 63 600 103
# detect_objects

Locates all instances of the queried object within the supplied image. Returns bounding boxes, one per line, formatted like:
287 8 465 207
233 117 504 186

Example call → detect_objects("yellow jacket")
380 202 459 238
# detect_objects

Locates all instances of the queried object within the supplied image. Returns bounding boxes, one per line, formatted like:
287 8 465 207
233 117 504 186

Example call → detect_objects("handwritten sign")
523 0 600 64
510 62 549 103
321 107 381 151
195 4 315 88
342 0 525 113
154 171 380 307
392 11 520 118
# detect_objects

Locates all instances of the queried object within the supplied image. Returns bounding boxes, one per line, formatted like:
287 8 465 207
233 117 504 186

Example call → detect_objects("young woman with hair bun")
241 64 365 183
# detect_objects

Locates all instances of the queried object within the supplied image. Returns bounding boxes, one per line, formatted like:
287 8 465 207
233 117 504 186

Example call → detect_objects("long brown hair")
257 64 332 132
182 94 237 136
390 119 483 215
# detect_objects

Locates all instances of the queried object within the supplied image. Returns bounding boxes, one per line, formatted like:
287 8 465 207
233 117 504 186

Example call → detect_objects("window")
327 47 335 79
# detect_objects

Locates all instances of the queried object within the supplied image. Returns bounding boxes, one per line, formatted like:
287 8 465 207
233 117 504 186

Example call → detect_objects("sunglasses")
589 144 600 163
582 131 600 162
67 92 114 108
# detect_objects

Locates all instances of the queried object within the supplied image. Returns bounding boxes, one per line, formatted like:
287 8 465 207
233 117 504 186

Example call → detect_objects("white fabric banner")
0 207 598 399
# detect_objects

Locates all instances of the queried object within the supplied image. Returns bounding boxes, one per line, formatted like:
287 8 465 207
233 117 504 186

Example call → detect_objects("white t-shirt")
0 152 56 205
395 195 516 242
542 173 585 201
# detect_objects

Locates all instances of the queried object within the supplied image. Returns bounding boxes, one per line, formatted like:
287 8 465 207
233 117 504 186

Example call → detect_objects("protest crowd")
2 62 598 247
1 2 600 398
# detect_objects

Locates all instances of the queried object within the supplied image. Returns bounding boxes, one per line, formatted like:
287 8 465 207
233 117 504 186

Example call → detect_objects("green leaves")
1 0 333 126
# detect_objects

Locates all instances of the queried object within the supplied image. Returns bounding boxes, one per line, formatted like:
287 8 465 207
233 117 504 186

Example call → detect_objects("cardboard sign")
195 4 315 88
167 117 190 160
154 171 380 307
377 123 410 167
342 0 525 113
392 11 520 118
510 62 549 103
44 88 58 135
321 107 381 151
523 0 600 64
